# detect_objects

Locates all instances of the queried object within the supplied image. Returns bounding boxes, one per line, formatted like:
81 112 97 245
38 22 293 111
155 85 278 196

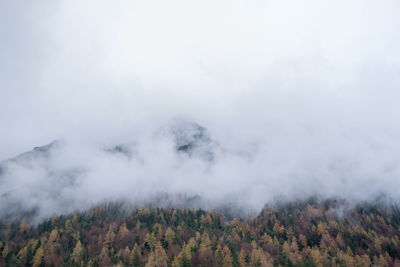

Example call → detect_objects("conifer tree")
71 240 83 264
129 243 141 266
222 245 233 267
165 227 175 245
155 241 168 266
32 246 44 267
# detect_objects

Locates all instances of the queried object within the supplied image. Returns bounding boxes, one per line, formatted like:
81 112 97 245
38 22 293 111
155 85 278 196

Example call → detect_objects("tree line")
1 199 400 266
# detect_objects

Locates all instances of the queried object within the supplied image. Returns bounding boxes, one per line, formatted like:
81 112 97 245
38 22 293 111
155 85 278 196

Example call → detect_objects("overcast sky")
1 1 400 217
1 0 399 158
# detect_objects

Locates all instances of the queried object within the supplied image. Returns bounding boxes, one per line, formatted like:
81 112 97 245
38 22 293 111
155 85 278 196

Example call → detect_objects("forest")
1 199 400 266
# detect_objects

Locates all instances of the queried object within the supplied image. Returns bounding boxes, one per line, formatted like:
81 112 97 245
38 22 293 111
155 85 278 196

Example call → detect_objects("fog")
1 1 400 219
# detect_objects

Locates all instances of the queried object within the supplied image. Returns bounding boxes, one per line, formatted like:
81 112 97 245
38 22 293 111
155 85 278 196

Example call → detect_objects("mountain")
0 121 218 222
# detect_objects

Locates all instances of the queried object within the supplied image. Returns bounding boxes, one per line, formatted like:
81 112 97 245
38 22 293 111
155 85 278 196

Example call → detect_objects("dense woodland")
1 199 400 266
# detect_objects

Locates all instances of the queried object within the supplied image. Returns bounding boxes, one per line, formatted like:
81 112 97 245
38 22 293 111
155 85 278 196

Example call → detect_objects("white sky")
1 0 400 159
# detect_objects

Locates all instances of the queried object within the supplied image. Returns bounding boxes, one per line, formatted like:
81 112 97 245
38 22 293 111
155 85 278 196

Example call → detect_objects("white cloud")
1 0 400 219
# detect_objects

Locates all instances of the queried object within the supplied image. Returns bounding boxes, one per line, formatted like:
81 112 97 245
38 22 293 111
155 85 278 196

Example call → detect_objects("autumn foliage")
1 199 400 266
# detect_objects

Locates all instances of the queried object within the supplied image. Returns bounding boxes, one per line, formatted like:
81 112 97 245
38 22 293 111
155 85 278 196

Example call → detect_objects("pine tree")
32 246 44 267
154 241 168 266
119 223 129 238
48 229 59 243
129 244 141 266
165 227 175 245
71 240 83 264
2 243 9 258
238 249 247 267
145 252 157 267
19 219 30 233
222 245 233 267
144 232 157 250
122 246 131 263
17 245 29 266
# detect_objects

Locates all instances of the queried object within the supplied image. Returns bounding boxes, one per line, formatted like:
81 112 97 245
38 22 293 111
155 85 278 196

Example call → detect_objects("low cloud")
1 1 400 220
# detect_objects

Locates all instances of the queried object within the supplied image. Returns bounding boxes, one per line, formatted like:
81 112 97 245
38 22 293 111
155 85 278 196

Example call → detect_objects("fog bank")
1 1 400 219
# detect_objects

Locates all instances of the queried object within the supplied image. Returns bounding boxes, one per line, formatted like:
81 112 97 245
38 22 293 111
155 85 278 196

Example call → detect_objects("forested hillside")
1 200 400 266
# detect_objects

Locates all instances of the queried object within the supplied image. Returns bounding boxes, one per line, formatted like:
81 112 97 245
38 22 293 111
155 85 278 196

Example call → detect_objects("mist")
1 0 400 220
